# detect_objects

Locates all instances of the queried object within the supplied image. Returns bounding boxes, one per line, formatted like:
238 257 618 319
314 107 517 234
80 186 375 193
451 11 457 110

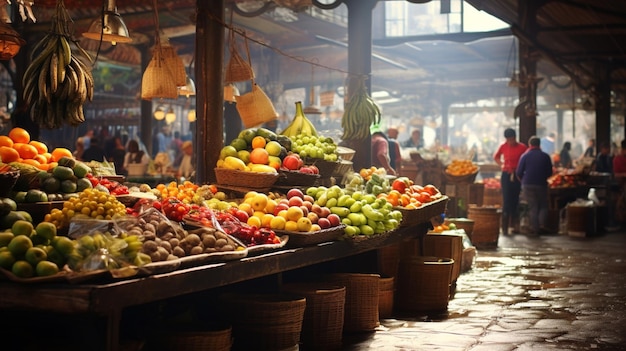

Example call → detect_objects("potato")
202 234 216 248
186 234 201 246
190 246 204 255
215 238 228 248
220 244 234 252
159 240 172 253
172 246 185 257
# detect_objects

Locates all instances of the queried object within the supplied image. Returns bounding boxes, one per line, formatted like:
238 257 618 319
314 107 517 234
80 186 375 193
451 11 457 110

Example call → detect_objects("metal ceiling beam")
372 28 512 47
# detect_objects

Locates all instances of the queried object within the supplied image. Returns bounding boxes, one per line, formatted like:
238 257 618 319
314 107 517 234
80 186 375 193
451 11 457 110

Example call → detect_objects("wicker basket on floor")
422 232 463 284
157 325 232 351
220 292 306 351
467 205 501 248
326 273 380 332
282 283 346 351
396 256 454 312
378 276 395 319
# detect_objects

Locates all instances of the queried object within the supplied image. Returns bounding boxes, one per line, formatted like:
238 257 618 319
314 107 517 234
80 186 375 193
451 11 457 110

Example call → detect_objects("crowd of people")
370 126 425 176
72 125 194 179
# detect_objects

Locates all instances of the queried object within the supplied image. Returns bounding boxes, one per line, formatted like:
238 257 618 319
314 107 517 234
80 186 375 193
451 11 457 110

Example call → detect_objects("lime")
219 146 239 160
12 260 34 278
238 129 257 144
230 138 249 151
36 260 59 277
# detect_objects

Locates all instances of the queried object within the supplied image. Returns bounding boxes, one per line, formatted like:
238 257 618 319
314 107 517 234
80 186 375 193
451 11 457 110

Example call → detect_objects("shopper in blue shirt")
516 136 554 235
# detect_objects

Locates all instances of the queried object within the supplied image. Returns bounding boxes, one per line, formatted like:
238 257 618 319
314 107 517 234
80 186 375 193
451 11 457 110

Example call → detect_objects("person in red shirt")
612 140 626 175
493 128 528 235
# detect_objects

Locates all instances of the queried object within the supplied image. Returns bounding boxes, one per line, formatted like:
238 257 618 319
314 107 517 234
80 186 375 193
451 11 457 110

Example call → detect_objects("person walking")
558 141 573 168
493 128 527 235
595 142 612 173
516 136 554 235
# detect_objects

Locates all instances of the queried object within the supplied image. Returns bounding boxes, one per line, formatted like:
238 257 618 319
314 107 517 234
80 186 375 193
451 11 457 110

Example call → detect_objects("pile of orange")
155 181 202 203
445 159 479 176
358 166 386 181
0 127 73 170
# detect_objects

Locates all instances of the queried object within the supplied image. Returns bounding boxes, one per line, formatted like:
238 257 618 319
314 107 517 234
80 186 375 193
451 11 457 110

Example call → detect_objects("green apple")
36 260 59 277
0 231 14 247
35 222 57 241
45 247 66 268
0 250 16 269
265 141 282 157
237 150 251 164
30 233 49 246
52 236 76 257
11 220 34 237
7 235 33 257
11 260 34 278
25 246 47 266
305 187 318 198
219 146 238 160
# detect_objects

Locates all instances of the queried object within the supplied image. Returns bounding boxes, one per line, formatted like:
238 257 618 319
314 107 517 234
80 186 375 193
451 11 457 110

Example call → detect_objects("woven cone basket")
161 44 187 87
141 44 178 100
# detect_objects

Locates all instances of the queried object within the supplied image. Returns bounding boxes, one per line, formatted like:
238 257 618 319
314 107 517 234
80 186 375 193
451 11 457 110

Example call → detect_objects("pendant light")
153 106 165 120
0 22 26 60
165 107 176 124
82 0 132 45
303 63 321 115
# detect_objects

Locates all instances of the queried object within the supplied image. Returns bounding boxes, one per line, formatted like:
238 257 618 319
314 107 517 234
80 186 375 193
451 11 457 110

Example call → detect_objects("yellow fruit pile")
44 189 127 228
445 159 478 176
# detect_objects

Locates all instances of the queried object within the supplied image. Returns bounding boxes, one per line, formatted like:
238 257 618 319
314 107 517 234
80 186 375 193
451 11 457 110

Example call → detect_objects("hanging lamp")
153 106 165 120
165 107 176 124
0 22 25 60
303 62 321 115
82 0 132 45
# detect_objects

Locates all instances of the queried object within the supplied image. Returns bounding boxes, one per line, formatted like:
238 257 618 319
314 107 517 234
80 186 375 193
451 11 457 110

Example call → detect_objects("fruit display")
358 166 387 181
217 127 288 172
364 172 391 196
22 1 93 128
548 171 583 188
483 177 501 189
0 221 67 278
69 230 149 271
154 197 191 222
306 185 402 237
288 134 338 162
280 153 319 174
381 179 443 209
44 188 127 228
280 101 318 137
86 175 129 196
153 181 224 204
341 75 381 140
445 159 479 176
0 127 73 171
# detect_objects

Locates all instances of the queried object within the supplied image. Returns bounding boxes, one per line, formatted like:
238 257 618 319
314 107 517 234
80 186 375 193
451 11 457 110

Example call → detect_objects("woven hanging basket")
141 44 178 100
224 30 255 84
235 83 279 128
160 44 187 87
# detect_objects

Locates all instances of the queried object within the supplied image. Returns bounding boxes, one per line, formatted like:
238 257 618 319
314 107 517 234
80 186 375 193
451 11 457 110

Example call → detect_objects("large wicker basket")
214 167 278 190
422 232 464 284
326 273 380 332
156 324 232 351
378 276 395 319
282 283 346 351
220 292 306 351
395 256 454 313
467 205 501 248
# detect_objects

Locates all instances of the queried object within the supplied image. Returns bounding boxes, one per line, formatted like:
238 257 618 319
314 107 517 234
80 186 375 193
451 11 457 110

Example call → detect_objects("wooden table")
0 223 430 351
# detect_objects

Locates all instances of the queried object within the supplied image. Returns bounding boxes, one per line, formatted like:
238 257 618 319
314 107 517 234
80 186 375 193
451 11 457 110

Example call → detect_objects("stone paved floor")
341 231 626 351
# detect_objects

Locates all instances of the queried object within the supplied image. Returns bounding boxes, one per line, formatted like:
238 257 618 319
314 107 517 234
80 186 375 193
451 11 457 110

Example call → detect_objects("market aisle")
341 231 626 351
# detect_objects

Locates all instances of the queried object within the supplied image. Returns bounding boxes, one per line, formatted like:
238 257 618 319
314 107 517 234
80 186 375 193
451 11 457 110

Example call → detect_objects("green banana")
280 101 318 137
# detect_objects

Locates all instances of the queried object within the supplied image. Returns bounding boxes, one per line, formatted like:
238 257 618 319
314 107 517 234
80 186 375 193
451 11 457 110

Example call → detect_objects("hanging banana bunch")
22 0 94 129
280 101 318 137
341 75 381 140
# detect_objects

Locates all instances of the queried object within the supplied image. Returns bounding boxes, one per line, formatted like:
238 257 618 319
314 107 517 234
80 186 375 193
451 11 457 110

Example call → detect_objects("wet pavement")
342 231 626 350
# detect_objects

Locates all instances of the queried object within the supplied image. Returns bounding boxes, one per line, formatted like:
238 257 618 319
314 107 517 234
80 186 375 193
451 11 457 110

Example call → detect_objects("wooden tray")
395 195 449 227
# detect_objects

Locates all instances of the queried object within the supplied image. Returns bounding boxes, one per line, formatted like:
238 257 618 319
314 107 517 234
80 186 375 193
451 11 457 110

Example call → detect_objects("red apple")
288 196 304 208
273 203 289 216
299 167 314 174
234 210 249 223
283 154 302 171
287 188 304 200
317 217 331 229
303 195 315 203
327 214 341 227
307 212 319 224
309 165 319 175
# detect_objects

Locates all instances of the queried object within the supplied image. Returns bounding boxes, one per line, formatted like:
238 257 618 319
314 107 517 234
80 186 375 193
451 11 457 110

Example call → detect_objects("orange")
251 136 266 149
42 152 52 162
0 135 13 148
0 146 20 163
29 141 48 155
15 143 38 159
8 127 30 144
249 148 269 165
34 154 48 165
50 147 73 162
